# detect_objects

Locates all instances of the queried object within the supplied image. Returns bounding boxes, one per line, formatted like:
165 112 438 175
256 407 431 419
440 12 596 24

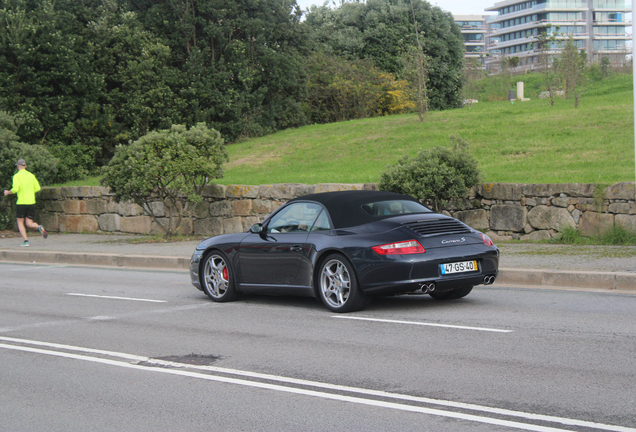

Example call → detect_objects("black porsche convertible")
190 190 499 312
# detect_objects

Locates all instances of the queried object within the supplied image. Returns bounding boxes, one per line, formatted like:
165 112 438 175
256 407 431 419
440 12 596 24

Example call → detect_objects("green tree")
461 58 484 107
378 144 480 212
304 0 464 111
554 37 586 107
305 52 413 123
101 123 228 237
132 0 309 141
0 111 58 190
533 25 560 106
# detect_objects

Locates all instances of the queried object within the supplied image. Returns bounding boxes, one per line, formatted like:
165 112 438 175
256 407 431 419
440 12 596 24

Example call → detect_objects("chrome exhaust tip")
483 275 496 285
426 282 436 292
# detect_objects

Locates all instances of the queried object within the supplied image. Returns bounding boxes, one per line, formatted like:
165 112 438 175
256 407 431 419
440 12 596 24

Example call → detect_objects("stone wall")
35 182 636 238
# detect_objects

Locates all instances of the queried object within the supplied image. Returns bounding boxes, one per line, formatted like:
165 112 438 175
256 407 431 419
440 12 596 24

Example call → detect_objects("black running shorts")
16 204 36 220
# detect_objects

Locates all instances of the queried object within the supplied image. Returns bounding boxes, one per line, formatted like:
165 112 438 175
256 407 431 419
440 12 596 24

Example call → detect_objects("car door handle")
290 245 303 252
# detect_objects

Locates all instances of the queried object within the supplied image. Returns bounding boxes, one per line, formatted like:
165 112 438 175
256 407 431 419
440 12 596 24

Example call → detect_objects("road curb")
0 249 190 270
497 267 636 291
1 249 635 291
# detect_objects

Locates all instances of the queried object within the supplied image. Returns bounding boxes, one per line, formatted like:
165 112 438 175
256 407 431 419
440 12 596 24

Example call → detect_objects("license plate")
440 260 478 275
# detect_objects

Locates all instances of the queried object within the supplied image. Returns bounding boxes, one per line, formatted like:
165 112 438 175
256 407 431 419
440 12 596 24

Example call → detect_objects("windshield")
361 200 432 217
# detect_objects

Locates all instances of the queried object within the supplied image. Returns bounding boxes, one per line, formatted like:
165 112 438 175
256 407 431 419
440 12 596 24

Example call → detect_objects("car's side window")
267 203 322 233
310 209 332 232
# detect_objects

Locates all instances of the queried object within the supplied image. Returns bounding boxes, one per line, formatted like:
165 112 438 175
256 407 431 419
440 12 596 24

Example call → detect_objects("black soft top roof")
288 190 423 229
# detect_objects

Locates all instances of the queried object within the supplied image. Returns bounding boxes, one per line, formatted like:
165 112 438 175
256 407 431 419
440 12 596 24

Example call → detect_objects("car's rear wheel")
429 286 473 300
201 251 240 302
318 254 368 313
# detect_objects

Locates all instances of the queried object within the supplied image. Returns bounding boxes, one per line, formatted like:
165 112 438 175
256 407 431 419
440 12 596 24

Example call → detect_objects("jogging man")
3 159 48 247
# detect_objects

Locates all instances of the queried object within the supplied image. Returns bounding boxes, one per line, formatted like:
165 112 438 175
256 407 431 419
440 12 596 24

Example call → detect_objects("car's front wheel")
429 286 473 300
317 254 368 313
201 251 240 302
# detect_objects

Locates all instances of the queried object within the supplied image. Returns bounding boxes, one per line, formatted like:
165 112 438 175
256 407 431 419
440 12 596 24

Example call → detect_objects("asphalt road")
1 263 635 432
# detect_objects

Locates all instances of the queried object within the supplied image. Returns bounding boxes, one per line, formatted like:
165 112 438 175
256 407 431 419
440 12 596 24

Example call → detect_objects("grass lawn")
219 73 635 185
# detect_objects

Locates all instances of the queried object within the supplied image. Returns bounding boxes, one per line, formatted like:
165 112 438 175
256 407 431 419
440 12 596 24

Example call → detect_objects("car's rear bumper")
356 247 499 296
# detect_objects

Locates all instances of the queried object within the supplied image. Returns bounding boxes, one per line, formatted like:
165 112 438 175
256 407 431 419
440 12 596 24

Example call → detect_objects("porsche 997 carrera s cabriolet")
190 190 499 312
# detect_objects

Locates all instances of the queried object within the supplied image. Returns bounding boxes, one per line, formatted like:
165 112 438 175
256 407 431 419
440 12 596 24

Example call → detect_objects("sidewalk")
0 233 635 292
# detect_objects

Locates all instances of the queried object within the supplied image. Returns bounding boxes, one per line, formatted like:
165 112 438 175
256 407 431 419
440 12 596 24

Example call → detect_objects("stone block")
363 183 378 191
551 197 569 208
39 188 62 200
479 183 523 201
615 214 636 233
45 200 64 212
210 201 233 217
201 184 226 199
226 185 260 199
98 214 121 232
61 186 109 198
233 200 253 216
108 201 145 216
490 205 527 231
454 209 489 231
608 203 631 214
58 215 99 233
544 183 595 198
521 230 551 241
223 217 245 234
578 211 614 237
194 217 224 236
294 184 317 197
252 199 274 215
85 199 108 215
120 216 152 234
259 184 298 200
191 201 210 219
315 183 363 193
521 184 551 197
39 213 59 232
144 201 165 217
527 206 575 231
604 182 636 200
62 200 82 215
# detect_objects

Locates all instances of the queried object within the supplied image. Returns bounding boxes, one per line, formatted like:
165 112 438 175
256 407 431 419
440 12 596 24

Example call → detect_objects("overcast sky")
295 0 497 16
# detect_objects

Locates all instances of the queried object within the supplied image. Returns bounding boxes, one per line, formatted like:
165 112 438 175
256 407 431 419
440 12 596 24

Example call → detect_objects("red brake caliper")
222 267 229 281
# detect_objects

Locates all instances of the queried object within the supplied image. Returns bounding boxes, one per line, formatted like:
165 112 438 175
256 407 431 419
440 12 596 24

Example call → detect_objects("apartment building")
454 15 489 65
483 0 631 70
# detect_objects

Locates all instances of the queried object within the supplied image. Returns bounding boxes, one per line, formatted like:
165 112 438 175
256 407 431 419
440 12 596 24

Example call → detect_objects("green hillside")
219 73 635 186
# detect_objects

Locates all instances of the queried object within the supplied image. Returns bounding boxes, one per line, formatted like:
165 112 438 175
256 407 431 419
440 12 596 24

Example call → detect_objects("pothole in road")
153 354 221 366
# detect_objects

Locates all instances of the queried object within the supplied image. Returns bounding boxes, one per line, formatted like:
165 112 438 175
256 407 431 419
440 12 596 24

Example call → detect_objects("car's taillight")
479 233 494 247
372 240 425 255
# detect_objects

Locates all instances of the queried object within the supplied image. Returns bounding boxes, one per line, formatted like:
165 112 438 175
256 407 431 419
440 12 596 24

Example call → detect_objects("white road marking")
333 315 513 333
1 336 633 432
66 293 167 303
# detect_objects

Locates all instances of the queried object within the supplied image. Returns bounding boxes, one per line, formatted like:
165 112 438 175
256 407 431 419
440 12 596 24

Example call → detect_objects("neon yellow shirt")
11 169 41 205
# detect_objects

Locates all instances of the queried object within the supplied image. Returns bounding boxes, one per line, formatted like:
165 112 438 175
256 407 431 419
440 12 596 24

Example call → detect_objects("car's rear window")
361 200 432 217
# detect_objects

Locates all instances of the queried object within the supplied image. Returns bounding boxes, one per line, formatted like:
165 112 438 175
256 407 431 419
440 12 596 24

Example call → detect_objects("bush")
101 123 229 236
378 145 481 212
0 112 59 189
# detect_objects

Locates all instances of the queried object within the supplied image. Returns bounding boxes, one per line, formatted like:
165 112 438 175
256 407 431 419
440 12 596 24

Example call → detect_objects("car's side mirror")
249 223 263 234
